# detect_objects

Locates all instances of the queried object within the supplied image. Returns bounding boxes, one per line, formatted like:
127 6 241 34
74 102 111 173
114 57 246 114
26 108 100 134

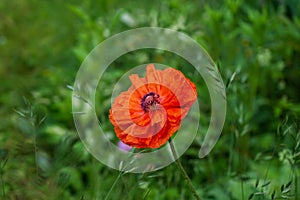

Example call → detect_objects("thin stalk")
241 179 244 200
0 169 4 199
294 166 298 200
104 171 123 200
32 126 39 183
169 139 202 200
0 158 7 200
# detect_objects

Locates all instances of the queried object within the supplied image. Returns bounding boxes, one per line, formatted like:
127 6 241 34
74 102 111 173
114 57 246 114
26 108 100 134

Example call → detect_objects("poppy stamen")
141 92 160 112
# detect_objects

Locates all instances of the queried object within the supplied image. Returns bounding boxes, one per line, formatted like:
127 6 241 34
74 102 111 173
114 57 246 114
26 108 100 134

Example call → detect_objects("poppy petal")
109 64 197 149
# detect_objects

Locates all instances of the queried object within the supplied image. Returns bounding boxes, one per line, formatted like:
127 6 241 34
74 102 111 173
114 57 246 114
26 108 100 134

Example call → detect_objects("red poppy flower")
109 64 197 148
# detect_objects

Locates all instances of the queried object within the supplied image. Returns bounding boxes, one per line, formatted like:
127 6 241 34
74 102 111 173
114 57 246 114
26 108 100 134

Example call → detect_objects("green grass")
0 0 300 199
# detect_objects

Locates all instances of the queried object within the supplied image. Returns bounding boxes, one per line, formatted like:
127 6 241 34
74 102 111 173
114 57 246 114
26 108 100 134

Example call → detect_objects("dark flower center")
141 92 160 112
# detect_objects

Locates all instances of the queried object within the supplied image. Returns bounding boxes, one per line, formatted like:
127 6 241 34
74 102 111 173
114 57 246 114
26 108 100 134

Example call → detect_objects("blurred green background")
1 0 300 199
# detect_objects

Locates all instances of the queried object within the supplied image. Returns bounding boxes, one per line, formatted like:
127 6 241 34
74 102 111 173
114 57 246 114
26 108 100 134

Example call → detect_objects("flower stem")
169 139 202 200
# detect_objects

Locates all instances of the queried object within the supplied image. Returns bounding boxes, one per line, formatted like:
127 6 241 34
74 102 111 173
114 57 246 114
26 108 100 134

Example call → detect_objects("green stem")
0 168 4 200
0 158 7 200
104 172 123 200
33 126 39 183
169 139 202 200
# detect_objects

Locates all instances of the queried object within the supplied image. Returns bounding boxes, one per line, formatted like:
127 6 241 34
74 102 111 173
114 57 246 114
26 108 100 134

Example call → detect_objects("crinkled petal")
129 74 148 98
109 64 197 149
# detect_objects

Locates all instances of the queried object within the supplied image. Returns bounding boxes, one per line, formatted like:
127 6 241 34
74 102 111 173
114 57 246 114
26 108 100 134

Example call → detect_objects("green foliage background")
0 0 300 199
